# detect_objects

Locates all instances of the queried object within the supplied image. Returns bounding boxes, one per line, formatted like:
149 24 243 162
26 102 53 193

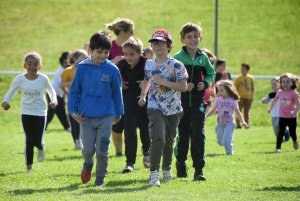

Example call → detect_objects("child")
206 80 248 154
106 18 135 156
173 23 215 181
268 73 300 153
68 31 123 187
261 77 290 141
45 51 71 132
214 59 232 94
142 47 154 60
2 51 57 172
138 29 188 187
234 63 254 128
117 37 151 173
60 49 88 150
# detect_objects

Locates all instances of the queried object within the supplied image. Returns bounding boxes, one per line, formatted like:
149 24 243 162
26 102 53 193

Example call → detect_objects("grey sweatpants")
81 116 113 183
147 109 183 171
215 123 236 154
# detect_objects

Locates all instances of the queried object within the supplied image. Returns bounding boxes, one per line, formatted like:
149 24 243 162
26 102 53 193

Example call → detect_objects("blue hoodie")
68 56 124 119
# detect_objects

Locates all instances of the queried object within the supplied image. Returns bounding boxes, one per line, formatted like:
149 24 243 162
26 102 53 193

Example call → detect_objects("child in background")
117 37 150 173
60 49 88 150
261 77 290 141
234 63 254 128
2 51 57 172
173 23 215 182
106 18 135 156
138 29 188 187
142 47 154 60
214 59 232 94
206 80 248 155
68 31 123 187
268 73 300 153
45 51 70 132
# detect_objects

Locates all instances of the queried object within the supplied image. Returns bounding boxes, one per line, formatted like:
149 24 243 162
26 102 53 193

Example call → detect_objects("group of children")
2 19 300 187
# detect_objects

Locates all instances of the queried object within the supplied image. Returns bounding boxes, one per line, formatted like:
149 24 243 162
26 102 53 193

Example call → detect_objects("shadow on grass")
260 185 300 192
206 153 224 157
46 155 82 161
9 183 80 195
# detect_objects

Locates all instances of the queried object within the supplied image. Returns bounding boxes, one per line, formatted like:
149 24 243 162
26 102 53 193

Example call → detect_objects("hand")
122 81 129 90
2 102 10 110
197 82 205 91
112 118 121 125
138 97 146 107
153 74 163 85
49 101 57 109
261 98 266 104
136 80 143 89
187 83 194 91
72 112 86 124
242 121 249 129
267 108 271 113
290 111 296 117
113 56 124 63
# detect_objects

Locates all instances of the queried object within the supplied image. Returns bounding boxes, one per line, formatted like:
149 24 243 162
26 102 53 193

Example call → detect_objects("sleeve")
203 56 215 89
44 75 57 103
293 91 300 102
144 61 150 81
111 69 124 119
232 99 239 109
174 61 188 81
60 69 69 82
3 76 20 103
68 66 82 116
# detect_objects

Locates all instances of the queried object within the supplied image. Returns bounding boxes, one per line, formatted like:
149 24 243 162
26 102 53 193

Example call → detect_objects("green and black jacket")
173 47 215 107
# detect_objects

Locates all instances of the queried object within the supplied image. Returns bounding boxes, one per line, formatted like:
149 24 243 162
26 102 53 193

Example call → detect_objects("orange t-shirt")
60 65 76 89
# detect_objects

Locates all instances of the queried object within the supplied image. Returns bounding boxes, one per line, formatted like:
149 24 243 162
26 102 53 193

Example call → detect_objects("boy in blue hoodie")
68 31 124 187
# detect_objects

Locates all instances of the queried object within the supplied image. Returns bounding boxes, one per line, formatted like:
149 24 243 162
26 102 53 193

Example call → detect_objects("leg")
138 106 150 155
286 118 298 147
45 94 56 130
112 116 124 155
276 118 288 149
123 109 138 166
81 119 96 167
236 98 245 127
223 123 236 154
22 115 35 167
243 99 253 127
55 96 70 130
215 124 224 146
148 109 165 171
95 116 113 184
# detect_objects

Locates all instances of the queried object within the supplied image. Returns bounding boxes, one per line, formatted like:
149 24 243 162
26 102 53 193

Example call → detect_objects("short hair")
241 63 250 71
201 48 216 65
89 31 112 51
59 51 70 66
122 37 143 54
179 22 202 39
216 59 226 66
70 49 88 64
142 47 153 57
106 18 134 36
24 51 42 65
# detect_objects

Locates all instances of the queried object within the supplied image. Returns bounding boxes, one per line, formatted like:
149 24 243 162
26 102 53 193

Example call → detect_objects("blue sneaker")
95 181 104 187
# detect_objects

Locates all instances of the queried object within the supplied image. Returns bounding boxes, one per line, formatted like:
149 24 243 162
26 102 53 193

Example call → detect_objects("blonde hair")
216 80 240 100
179 22 202 39
24 51 42 65
122 37 143 54
70 49 88 64
277 73 299 90
106 18 134 36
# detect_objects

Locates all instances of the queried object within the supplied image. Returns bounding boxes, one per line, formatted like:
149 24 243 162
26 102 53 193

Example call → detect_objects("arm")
111 70 124 121
268 96 279 113
235 108 249 128
138 79 151 107
251 77 255 99
68 68 81 117
44 75 57 109
153 75 187 92
291 96 300 117
205 106 217 118
2 76 21 110
261 94 270 104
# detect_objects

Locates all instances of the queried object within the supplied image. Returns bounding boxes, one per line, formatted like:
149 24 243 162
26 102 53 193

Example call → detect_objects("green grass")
0 0 300 200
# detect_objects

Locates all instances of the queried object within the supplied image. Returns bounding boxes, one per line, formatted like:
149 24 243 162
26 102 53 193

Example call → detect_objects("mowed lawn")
0 0 300 200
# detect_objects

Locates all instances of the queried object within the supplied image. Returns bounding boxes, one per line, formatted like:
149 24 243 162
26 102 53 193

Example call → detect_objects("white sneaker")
37 149 45 162
75 140 83 150
149 170 160 187
27 169 33 173
162 169 173 182
274 148 281 153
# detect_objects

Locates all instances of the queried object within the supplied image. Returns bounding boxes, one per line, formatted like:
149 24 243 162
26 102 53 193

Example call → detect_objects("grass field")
0 0 300 200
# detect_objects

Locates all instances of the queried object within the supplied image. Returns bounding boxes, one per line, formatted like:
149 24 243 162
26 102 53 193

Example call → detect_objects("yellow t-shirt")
234 74 255 99
60 65 76 89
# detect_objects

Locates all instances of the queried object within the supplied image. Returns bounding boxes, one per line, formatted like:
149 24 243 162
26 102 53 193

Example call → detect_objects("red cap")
148 29 172 43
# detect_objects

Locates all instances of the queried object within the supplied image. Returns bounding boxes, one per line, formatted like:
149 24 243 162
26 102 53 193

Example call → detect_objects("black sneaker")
122 165 134 174
116 153 123 157
193 170 206 181
176 161 188 178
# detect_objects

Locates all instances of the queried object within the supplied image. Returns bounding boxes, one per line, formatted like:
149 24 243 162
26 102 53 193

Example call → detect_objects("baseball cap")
148 29 172 43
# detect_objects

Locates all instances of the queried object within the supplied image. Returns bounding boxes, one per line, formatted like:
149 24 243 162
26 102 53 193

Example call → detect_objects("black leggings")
276 117 297 149
22 115 46 165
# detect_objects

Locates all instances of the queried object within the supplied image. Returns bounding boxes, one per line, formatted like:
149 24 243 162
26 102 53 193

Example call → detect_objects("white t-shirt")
51 66 64 97
3 73 57 116
265 92 279 117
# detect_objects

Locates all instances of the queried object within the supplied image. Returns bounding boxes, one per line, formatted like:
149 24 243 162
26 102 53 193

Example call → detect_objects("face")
24 56 41 75
123 47 140 67
90 48 109 65
145 51 153 60
241 66 248 75
281 76 293 91
271 80 279 92
151 40 170 57
217 85 229 99
181 31 202 51
217 63 226 73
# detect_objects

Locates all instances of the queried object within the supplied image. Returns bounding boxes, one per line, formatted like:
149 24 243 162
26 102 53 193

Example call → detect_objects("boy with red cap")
138 29 188 187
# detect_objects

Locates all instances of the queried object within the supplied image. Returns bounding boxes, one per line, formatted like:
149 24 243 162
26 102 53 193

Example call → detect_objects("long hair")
216 80 240 100
277 73 299 90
